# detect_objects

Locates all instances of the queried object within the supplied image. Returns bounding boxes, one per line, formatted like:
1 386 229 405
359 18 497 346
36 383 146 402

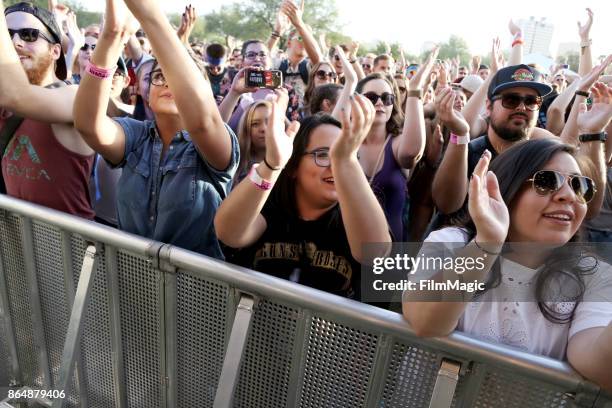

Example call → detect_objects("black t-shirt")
230 200 360 299
467 134 498 176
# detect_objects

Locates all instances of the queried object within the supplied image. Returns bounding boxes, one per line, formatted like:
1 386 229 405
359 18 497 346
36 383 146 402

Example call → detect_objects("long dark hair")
270 114 342 223
456 138 597 324
356 73 404 136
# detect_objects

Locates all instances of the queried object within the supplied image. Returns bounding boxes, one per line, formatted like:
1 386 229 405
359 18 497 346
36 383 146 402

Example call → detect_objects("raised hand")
177 4 196 44
578 8 593 41
471 55 481 74
577 55 612 93
264 88 300 169
435 87 469 135
409 45 439 91
577 82 612 134
65 11 84 50
335 46 357 86
490 37 503 73
347 40 360 60
280 0 304 29
330 95 375 161
274 4 291 35
103 0 137 42
508 19 522 37
468 151 509 245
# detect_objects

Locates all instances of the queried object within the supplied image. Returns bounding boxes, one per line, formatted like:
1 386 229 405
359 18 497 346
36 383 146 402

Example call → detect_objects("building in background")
518 17 554 56
557 42 579 58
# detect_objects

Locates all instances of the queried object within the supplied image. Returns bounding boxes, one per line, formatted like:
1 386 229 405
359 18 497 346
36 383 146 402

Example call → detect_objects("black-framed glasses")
80 43 96 52
8 28 55 44
527 170 596 204
315 70 337 81
150 70 167 87
244 51 268 60
362 91 395 106
491 93 543 112
304 148 330 167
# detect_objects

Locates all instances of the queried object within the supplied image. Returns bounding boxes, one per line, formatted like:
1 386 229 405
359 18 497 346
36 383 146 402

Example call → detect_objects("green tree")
556 52 579 72
435 35 471 66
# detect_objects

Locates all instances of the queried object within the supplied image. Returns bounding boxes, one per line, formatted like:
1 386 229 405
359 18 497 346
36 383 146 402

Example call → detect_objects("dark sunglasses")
8 28 55 44
80 43 96 52
491 93 543 111
315 70 337 80
362 64 372 69
527 170 596 204
362 92 395 106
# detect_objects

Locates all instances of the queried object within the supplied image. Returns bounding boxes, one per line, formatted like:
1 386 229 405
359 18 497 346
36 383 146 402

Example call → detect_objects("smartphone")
245 69 283 89
406 64 419 78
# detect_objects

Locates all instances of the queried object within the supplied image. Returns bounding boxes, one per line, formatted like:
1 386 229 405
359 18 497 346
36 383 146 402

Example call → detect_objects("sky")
78 0 611 59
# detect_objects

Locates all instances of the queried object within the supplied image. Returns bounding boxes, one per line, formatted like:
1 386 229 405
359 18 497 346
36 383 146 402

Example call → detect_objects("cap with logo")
487 64 552 100
5 2 67 80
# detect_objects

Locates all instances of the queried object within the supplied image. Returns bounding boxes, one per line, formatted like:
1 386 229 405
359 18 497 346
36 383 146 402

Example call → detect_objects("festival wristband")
450 133 469 145
85 61 117 79
575 90 590 98
248 164 274 190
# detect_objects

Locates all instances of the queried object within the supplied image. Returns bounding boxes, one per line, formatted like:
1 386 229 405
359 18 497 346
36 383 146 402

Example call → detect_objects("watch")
579 132 608 143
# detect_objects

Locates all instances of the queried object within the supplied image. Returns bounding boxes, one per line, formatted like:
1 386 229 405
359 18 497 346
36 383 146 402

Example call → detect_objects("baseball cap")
5 2 67 81
116 56 127 76
487 64 551 100
460 74 484 94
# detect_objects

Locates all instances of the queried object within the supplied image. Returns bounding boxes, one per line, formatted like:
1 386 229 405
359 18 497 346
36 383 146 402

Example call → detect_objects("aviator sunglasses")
527 170 596 204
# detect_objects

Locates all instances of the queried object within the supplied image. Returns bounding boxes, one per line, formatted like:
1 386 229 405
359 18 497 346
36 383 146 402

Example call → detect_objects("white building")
557 42 579 58
518 17 554 56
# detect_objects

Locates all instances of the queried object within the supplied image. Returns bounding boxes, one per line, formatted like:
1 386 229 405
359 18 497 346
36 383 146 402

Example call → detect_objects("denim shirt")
113 118 239 259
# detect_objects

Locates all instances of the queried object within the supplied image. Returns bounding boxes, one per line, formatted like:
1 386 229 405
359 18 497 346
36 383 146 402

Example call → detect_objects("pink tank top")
1 116 95 219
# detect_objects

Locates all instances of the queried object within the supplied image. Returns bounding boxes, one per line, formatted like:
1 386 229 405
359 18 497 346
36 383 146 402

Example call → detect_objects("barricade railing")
0 194 610 408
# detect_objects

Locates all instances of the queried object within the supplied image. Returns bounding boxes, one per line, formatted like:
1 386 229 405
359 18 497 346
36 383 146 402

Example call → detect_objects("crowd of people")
0 0 611 392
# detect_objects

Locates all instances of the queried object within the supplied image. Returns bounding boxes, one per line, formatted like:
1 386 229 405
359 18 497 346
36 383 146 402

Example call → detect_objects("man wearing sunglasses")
433 64 553 216
0 2 95 219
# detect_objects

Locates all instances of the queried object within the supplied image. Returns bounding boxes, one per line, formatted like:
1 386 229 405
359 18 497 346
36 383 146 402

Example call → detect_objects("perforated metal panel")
70 234 116 408
299 316 378 407
117 249 162 408
0 317 9 386
176 272 229 408
32 221 81 407
381 342 441 407
0 214 40 386
472 368 572 407
234 300 299 408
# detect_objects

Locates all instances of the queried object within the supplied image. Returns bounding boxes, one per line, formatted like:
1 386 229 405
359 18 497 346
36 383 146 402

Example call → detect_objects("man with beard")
432 64 552 215
0 2 95 219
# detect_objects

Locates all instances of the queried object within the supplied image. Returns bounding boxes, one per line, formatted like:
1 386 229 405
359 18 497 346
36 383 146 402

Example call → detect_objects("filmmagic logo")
372 279 485 293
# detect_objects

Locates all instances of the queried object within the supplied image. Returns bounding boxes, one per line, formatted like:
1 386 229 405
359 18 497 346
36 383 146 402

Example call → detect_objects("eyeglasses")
362 92 395 106
491 93 543 112
304 148 330 167
398 86 407 93
244 51 268 60
80 43 96 52
315 70 337 80
150 71 167 87
8 28 55 44
362 64 371 69
527 170 596 204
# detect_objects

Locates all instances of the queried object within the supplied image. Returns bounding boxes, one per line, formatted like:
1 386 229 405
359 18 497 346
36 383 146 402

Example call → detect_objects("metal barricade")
0 195 610 408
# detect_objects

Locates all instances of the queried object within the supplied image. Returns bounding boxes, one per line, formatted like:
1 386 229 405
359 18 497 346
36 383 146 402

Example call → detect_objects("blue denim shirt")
113 118 239 259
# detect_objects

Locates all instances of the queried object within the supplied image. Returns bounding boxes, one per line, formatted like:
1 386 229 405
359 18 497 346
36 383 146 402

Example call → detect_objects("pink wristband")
248 164 274 190
85 61 117 79
450 133 469 145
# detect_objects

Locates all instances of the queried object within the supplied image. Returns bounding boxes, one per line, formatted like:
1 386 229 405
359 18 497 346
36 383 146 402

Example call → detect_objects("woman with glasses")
303 61 337 116
353 47 439 241
215 92 391 300
74 0 238 259
403 138 612 392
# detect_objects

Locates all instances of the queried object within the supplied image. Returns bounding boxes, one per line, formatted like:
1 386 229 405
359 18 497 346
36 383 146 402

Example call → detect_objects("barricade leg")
213 295 255 408
0 249 20 386
51 245 98 408
428 359 461 408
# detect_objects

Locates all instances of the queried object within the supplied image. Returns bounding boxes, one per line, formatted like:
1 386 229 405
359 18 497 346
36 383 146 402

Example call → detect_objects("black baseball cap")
116 56 127 76
488 64 552 100
5 2 67 80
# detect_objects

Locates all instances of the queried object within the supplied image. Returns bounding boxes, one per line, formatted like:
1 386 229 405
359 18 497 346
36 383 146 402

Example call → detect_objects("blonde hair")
236 100 272 181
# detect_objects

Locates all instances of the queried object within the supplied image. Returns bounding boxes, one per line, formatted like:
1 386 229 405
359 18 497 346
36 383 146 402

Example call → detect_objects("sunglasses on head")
527 170 596 204
8 28 55 44
315 70 337 80
80 43 96 52
491 93 543 111
362 92 395 106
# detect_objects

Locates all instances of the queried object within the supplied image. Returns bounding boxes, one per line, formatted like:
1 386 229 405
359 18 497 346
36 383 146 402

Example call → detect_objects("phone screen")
246 69 283 89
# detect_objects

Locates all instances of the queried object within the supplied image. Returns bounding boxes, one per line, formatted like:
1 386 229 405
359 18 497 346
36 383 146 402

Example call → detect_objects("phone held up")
245 69 283 89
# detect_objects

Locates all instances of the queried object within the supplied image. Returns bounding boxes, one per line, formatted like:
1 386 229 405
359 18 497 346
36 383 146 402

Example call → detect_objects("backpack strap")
298 59 309 84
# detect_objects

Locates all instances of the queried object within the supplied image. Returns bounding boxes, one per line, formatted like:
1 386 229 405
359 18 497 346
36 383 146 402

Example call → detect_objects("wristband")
580 39 592 48
271 31 281 38
349 59 357 64
579 132 607 143
248 164 274 190
511 39 524 47
473 240 502 256
450 133 469 145
406 89 422 99
575 90 590 98
85 61 117 79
